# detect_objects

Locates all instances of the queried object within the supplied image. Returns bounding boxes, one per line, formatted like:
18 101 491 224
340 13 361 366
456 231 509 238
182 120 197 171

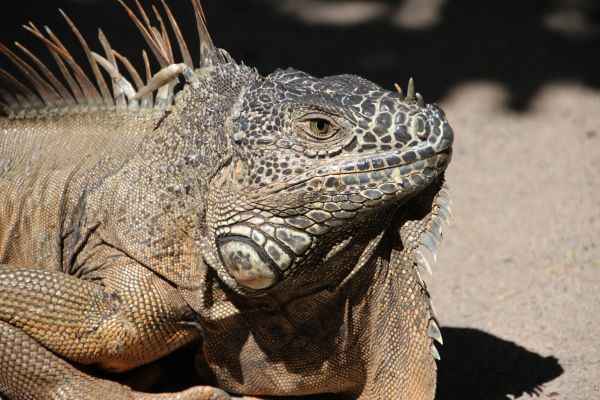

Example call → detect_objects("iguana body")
0 1 454 399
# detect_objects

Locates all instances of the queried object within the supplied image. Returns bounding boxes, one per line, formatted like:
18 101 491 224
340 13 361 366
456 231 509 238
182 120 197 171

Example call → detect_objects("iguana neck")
134 64 261 238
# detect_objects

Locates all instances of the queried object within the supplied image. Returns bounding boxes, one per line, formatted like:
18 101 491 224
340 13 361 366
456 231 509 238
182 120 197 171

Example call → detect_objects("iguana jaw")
252 143 451 200
213 147 451 292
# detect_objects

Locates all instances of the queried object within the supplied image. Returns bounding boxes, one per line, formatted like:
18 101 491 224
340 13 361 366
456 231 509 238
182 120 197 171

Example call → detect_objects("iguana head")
207 67 453 292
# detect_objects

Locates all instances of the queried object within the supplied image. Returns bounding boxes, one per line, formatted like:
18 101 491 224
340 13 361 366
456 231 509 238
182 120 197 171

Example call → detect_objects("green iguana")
0 1 454 399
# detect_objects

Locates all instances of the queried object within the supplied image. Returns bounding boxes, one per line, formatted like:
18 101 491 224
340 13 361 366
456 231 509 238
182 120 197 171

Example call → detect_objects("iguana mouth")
252 146 452 200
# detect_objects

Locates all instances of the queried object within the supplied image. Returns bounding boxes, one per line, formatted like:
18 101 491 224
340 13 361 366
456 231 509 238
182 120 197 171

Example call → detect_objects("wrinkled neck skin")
181 173 442 397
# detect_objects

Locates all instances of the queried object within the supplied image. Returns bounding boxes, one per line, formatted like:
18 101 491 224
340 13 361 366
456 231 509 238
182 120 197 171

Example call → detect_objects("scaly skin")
0 1 454 399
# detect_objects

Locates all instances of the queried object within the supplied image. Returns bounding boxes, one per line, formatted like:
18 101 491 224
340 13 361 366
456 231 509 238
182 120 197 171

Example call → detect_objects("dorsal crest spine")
0 0 227 119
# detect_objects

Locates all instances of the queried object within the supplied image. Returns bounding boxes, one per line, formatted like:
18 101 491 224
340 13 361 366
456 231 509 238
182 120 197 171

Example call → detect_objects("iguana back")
0 113 153 270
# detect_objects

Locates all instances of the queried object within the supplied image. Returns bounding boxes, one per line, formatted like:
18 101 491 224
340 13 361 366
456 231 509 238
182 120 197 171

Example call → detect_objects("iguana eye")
306 118 338 140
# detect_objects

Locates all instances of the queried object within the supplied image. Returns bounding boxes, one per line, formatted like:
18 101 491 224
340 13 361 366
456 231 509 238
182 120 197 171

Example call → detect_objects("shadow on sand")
436 327 563 400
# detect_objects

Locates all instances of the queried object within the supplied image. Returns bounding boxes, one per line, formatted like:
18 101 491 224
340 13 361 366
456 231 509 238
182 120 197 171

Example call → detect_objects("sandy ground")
1 1 599 399
430 82 600 400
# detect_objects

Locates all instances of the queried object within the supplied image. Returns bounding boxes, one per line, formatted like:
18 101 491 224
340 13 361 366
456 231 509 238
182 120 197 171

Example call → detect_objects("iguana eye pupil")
309 119 331 136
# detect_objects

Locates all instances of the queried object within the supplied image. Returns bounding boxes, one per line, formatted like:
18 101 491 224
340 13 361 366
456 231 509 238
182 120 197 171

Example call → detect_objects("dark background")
0 0 598 110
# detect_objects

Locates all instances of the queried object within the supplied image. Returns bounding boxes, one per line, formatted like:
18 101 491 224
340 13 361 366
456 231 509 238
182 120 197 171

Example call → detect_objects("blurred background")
1 0 599 109
1 1 599 399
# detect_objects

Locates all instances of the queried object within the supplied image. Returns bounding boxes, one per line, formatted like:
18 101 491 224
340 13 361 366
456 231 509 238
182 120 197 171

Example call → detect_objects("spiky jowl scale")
0 1 454 399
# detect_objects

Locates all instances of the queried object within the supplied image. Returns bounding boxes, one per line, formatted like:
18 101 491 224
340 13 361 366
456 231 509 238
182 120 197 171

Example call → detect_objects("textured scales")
0 1 454 399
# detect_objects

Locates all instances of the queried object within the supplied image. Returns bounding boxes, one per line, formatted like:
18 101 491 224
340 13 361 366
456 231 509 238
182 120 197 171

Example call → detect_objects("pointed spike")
427 297 439 320
444 205 454 221
141 50 154 108
0 88 19 108
218 48 235 64
97 30 125 109
0 67 42 106
151 5 174 64
438 187 452 204
421 234 438 262
134 0 165 56
91 52 136 101
118 0 169 67
134 0 169 63
394 82 405 99
142 50 152 81
430 214 443 232
432 213 442 227
440 193 452 207
13 93 33 110
49 48 85 104
431 343 441 360
414 250 433 276
439 201 454 221
191 0 221 67
416 92 425 107
436 199 451 220
112 50 144 90
431 215 444 236
438 207 452 227
134 0 153 30
15 41 74 105
0 42 59 105
24 23 85 104
43 25 100 104
151 25 170 63
160 0 193 68
60 9 112 105
429 221 442 244
428 319 443 345
414 267 427 289
406 77 415 101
